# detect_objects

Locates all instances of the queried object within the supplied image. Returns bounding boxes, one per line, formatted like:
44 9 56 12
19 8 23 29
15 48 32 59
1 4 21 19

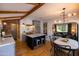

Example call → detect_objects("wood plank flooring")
16 40 52 56
15 40 79 56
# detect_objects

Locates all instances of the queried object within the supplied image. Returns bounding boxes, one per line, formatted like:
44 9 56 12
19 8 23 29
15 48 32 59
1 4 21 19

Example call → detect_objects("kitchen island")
25 34 46 49
0 36 15 56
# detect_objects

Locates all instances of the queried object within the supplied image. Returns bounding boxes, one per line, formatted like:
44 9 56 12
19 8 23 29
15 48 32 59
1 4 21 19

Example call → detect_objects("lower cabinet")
0 43 15 56
26 35 45 50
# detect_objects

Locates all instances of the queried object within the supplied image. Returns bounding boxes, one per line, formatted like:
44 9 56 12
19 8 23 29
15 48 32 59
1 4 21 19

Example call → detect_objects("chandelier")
54 8 77 23
62 8 66 23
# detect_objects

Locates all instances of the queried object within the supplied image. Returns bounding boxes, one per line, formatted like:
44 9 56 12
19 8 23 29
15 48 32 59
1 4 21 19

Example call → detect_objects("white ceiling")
0 3 34 11
0 3 79 21
0 14 25 17
25 3 79 20
0 3 34 19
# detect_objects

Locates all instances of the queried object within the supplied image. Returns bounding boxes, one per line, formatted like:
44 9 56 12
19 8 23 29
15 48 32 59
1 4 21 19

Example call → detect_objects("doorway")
43 22 47 35
33 20 41 33
11 23 17 40
2 20 20 40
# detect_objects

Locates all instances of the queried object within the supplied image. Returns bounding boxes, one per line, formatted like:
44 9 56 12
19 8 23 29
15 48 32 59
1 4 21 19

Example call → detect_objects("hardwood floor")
16 40 52 56
15 40 79 56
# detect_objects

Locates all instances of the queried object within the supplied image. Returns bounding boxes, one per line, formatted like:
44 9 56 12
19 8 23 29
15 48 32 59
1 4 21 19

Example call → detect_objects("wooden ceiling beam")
20 3 44 20
27 3 40 5
4 18 20 20
0 11 28 14
2 19 20 21
0 16 22 19
0 3 44 21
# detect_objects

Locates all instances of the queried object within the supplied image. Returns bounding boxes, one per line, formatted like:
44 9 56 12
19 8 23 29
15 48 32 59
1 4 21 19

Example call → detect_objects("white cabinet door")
0 44 15 56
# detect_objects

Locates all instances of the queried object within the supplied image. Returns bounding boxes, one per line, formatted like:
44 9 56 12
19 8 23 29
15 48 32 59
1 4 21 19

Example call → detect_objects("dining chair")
54 43 72 56
49 35 73 56
49 35 57 56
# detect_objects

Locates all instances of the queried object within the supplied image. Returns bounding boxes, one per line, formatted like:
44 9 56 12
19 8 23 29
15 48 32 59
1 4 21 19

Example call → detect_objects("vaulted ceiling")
0 3 44 21
24 3 79 20
1 3 79 21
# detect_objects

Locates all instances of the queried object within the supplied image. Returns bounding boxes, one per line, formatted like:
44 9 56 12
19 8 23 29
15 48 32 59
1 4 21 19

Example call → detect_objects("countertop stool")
36 39 41 47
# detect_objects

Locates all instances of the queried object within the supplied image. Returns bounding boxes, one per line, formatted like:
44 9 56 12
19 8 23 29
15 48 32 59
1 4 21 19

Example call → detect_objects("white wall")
25 3 79 20
20 15 79 41
20 18 32 41
39 16 79 41
20 18 42 41
20 3 79 41
20 16 79 42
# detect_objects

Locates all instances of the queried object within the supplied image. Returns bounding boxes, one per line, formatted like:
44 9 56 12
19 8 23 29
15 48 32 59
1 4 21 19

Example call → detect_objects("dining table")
54 37 79 56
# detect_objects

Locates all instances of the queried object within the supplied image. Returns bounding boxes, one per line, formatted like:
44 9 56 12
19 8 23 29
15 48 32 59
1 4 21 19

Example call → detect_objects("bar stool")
36 39 40 46
41 38 45 44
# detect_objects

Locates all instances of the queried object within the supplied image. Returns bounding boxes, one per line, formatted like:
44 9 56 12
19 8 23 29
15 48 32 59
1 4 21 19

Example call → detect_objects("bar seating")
26 34 46 49
41 38 44 44
36 39 41 47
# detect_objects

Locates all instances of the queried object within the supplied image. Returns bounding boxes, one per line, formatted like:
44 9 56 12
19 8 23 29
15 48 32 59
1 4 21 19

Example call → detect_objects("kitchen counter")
0 36 15 56
0 37 15 47
26 33 46 38
25 33 46 49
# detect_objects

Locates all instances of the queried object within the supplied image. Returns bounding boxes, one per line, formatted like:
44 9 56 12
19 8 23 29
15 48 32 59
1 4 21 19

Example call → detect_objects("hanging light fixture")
67 12 77 17
60 8 77 23
54 8 77 23
68 13 72 17
73 13 77 16
62 8 66 23
55 8 66 23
